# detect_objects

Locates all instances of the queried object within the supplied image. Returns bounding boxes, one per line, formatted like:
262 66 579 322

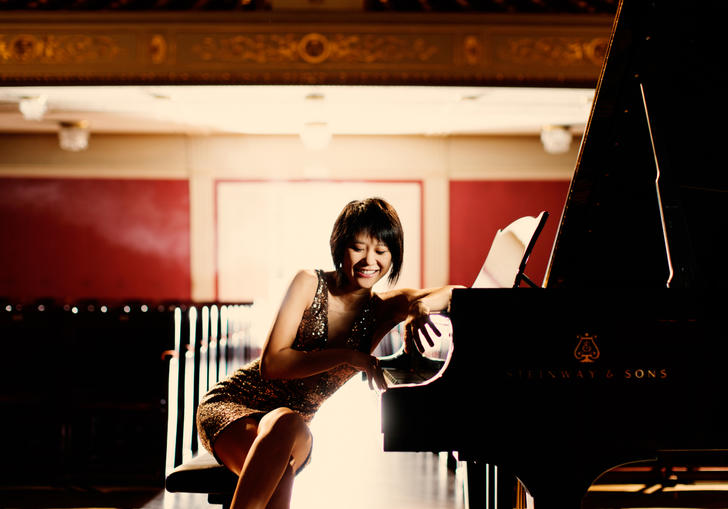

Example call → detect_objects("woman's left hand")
404 300 441 354
348 351 388 392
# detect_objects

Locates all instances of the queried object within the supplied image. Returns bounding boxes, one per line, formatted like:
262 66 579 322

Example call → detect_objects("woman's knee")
259 408 311 447
252 408 312 473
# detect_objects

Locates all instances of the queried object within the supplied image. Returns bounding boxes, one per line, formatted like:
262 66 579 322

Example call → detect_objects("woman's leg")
264 463 295 509
213 408 312 509
213 417 258 476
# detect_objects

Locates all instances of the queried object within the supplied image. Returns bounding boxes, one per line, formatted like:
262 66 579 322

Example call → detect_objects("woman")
196 197 461 509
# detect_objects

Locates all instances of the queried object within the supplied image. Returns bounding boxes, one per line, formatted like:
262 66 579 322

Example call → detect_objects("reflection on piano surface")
379 313 452 386
380 1 728 508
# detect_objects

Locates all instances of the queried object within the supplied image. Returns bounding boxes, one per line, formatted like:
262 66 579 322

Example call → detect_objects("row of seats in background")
0 298 256 488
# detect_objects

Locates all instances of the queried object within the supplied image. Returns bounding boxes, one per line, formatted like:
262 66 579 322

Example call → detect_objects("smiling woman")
343 235 393 286
195 196 461 509
329 198 403 287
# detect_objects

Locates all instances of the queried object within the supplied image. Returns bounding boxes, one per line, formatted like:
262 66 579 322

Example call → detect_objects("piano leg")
464 461 517 509
463 460 487 509
520 470 591 509
464 461 591 509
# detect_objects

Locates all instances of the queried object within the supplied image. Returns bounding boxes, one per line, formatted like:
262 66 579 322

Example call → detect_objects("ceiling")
0 85 594 137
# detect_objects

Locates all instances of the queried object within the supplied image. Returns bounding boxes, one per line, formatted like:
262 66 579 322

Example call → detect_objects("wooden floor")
5 377 728 509
0 378 463 509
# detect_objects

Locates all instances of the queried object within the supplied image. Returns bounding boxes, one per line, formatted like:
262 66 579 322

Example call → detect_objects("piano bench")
165 452 237 509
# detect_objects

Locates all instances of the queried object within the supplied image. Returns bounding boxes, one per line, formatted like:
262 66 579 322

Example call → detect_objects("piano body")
380 1 728 508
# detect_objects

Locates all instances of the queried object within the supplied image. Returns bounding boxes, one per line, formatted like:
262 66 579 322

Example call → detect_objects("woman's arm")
259 270 383 385
377 285 465 353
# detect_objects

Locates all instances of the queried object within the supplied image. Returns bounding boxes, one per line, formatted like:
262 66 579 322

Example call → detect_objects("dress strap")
314 269 328 315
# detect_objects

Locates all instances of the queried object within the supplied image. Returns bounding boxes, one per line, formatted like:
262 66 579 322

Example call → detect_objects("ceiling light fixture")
19 95 48 121
58 120 90 152
540 125 572 154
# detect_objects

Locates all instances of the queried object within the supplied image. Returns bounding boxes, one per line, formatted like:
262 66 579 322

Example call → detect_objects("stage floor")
155 377 463 509
1 378 463 509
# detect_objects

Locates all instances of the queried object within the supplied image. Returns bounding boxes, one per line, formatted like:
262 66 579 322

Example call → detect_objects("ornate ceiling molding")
0 12 613 86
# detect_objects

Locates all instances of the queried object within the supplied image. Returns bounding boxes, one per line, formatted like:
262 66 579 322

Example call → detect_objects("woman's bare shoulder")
282 269 321 307
292 269 319 285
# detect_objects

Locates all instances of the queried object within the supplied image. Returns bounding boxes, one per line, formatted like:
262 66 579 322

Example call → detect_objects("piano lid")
545 0 728 290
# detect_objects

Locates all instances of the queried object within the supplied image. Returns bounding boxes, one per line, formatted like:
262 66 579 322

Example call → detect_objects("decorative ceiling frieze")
0 12 614 86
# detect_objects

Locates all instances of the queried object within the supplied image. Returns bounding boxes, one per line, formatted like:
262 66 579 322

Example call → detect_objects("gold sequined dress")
196 269 375 460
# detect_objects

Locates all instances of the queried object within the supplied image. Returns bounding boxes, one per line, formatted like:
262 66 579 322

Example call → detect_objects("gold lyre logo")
574 333 600 363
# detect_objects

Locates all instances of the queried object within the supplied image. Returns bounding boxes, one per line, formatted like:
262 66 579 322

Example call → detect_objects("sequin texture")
196 270 375 457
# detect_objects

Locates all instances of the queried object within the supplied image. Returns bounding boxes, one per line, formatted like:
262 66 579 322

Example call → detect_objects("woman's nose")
365 248 377 264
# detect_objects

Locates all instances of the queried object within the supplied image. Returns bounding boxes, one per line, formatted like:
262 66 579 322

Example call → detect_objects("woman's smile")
354 266 380 278
343 233 393 288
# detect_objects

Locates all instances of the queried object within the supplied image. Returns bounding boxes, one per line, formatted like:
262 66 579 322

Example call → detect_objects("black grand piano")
380 1 728 508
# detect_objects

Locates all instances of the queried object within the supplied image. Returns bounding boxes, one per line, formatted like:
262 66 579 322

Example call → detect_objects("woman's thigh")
257 408 313 473
213 417 260 475
212 408 312 476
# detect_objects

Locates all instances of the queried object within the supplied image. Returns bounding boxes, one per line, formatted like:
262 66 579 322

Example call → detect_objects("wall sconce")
299 92 331 151
19 95 48 121
300 121 332 151
540 125 573 155
58 120 90 152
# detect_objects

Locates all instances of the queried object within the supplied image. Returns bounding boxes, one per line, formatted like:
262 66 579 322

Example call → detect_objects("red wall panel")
0 178 190 302
449 180 570 287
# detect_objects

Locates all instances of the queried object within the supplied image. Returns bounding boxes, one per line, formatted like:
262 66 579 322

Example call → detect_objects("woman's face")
342 232 393 289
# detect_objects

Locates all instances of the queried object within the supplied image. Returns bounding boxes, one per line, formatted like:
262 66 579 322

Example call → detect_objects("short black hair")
329 197 404 285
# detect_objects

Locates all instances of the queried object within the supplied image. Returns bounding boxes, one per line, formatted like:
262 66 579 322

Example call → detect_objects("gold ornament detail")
0 33 122 64
191 32 439 65
498 36 608 67
463 35 482 66
574 333 600 363
298 33 330 64
149 34 168 64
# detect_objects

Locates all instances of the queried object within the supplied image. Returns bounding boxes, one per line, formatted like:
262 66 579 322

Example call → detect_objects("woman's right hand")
403 300 441 354
348 351 387 392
